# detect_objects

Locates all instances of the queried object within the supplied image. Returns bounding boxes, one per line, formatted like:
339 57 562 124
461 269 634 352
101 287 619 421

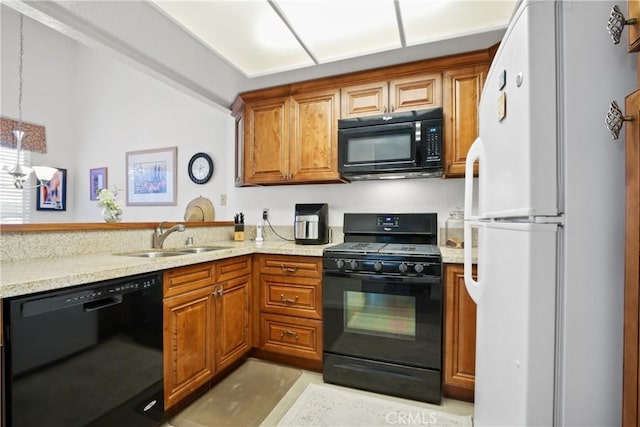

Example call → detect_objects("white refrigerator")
463 1 636 426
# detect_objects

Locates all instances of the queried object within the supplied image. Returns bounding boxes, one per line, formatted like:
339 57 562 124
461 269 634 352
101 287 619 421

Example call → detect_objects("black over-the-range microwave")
337 107 443 180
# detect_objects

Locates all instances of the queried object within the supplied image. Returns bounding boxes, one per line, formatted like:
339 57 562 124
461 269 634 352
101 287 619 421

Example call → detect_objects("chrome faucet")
153 222 186 249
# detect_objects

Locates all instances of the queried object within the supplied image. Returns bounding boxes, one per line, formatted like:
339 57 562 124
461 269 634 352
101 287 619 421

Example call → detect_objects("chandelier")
6 14 57 189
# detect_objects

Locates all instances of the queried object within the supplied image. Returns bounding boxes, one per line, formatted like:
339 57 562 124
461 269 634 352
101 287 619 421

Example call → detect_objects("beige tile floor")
164 358 474 427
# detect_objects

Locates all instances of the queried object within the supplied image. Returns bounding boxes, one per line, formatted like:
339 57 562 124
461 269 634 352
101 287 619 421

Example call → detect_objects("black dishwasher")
2 272 164 427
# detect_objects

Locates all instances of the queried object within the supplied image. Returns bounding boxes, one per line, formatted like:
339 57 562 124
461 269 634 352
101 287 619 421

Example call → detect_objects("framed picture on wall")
126 147 177 206
36 168 67 211
90 167 107 201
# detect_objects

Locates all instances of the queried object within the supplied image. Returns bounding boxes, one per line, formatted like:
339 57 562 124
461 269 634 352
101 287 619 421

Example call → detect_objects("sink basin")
117 246 227 257
119 250 187 258
177 246 227 253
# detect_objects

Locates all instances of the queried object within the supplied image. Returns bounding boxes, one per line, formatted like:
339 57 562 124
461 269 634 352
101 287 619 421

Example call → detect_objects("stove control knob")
349 260 359 270
335 259 345 269
414 263 424 273
399 263 408 273
373 261 383 272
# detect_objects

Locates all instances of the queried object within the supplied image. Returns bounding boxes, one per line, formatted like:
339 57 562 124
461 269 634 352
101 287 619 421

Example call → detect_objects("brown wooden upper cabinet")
340 72 442 118
238 88 342 186
442 64 488 178
232 47 495 185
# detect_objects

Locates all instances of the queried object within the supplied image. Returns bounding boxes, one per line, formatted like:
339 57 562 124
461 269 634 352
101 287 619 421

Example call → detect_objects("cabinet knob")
606 100 634 139
608 5 637 45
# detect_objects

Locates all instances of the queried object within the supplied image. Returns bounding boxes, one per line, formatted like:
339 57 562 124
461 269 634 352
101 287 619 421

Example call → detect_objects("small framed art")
126 147 177 206
36 168 66 211
90 167 108 201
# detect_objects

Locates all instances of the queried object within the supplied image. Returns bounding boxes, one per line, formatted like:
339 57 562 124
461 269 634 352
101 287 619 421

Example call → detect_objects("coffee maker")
294 203 329 245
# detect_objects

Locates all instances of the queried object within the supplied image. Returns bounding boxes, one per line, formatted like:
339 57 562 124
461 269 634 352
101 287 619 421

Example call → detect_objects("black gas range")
322 213 443 404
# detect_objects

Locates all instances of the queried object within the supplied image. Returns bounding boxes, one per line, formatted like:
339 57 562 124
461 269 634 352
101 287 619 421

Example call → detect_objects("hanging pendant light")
7 14 57 189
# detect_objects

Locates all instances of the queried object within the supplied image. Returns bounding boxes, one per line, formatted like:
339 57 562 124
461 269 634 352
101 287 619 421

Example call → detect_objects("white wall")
1 6 467 229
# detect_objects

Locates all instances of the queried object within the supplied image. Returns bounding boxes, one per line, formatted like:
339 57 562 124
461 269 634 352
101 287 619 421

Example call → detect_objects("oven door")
323 271 442 369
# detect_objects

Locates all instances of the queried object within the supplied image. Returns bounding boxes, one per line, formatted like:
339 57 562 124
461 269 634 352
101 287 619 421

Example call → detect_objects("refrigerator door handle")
464 137 483 220
464 220 482 304
464 137 484 303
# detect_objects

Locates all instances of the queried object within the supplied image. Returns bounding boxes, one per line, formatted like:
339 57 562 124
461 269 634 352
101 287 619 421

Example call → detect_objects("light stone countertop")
0 240 474 299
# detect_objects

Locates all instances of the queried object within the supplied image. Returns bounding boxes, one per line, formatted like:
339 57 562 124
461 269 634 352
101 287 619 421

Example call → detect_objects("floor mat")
277 382 474 427
169 359 302 427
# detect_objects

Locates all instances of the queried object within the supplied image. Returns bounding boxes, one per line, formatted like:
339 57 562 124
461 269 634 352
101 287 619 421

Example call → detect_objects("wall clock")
188 152 214 184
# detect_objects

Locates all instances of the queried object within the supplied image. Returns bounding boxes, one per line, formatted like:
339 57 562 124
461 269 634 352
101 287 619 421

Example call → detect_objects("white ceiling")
5 0 517 109
151 0 518 78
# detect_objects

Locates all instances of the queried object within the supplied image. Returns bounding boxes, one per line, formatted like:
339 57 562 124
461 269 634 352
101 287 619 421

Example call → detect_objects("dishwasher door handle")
84 295 123 312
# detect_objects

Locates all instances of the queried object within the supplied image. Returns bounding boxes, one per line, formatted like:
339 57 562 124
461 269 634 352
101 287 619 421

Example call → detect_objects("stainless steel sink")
122 250 188 258
177 246 227 253
117 246 227 257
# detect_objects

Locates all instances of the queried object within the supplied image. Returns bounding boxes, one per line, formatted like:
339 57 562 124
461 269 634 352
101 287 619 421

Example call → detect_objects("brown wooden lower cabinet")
443 263 477 402
215 273 251 372
163 256 251 412
163 284 214 411
254 254 323 371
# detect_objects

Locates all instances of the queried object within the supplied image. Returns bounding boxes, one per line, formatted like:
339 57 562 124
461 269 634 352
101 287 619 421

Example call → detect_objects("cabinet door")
443 264 477 402
442 65 488 178
623 88 640 427
341 81 388 118
389 73 442 113
163 287 214 411
243 98 290 184
290 89 341 182
216 275 251 372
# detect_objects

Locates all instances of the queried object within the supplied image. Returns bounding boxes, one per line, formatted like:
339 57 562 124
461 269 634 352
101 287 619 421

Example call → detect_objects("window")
0 146 31 223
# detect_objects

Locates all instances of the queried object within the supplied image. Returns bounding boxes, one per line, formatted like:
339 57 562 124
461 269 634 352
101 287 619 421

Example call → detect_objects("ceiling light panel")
152 0 314 77
274 0 401 64
400 0 517 45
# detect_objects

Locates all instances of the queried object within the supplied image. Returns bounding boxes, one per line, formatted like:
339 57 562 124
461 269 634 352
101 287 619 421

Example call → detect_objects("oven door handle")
323 271 441 284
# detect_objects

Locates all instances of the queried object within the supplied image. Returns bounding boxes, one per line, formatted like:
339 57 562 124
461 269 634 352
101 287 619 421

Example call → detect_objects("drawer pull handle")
280 329 299 340
280 264 300 273
280 293 299 304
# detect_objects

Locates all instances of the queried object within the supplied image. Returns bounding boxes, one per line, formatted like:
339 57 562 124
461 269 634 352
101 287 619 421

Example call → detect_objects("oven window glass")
344 290 416 340
346 134 412 163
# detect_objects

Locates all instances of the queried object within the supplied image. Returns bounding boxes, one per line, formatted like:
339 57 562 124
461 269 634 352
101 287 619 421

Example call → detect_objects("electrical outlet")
262 208 269 221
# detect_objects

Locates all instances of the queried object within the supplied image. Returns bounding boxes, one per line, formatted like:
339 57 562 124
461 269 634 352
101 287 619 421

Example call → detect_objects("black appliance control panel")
18 273 161 317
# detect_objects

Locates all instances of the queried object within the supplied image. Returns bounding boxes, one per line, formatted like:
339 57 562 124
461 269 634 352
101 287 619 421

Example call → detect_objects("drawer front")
258 255 321 278
164 262 216 298
217 255 251 283
260 313 322 361
261 274 321 319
